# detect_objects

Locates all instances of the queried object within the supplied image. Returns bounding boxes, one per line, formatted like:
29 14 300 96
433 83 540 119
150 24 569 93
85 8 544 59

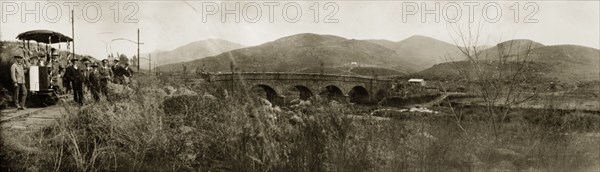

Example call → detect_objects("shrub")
2 75 599 171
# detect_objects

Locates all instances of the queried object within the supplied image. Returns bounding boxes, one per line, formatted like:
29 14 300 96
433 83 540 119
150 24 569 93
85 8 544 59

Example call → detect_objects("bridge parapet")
205 72 391 83
177 72 394 104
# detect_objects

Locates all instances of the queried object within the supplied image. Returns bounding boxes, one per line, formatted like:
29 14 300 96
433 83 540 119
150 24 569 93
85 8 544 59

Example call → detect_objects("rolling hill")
527 45 600 81
155 34 599 82
474 39 545 60
367 35 465 70
157 33 420 75
416 42 600 82
150 39 244 67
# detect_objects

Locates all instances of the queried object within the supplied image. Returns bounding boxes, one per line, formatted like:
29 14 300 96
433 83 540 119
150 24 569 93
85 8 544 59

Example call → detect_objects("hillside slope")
367 35 464 70
475 39 545 60
158 33 419 75
417 43 600 82
151 39 244 67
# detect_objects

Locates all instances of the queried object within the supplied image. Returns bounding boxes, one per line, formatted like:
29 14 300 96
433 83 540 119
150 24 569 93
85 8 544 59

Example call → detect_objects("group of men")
63 58 116 105
64 57 134 105
10 54 132 109
10 49 64 110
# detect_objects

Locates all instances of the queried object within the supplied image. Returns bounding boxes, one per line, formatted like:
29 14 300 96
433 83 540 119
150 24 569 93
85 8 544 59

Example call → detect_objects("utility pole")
149 53 151 74
137 28 140 73
71 10 75 59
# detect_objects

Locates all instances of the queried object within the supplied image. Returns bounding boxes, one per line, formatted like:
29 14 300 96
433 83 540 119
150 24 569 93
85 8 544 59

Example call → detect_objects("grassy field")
1 75 599 171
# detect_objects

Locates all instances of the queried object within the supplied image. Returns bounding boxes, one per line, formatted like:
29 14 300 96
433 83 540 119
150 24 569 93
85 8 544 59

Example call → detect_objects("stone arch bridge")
188 72 393 104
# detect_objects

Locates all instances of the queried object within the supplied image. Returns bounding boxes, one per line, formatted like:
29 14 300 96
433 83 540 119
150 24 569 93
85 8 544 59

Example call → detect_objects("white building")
408 78 426 86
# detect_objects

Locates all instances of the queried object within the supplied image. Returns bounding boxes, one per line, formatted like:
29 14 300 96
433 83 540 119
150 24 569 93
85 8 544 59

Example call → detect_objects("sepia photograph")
0 0 599 171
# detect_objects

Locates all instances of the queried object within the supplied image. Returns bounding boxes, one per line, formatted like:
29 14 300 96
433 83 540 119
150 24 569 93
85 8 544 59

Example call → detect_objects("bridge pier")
343 95 351 104
200 72 392 105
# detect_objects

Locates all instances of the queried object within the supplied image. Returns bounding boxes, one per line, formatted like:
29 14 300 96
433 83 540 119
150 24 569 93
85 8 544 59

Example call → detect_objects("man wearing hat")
82 58 92 91
29 56 39 66
50 53 64 92
64 58 85 105
11 55 27 110
111 59 121 84
35 52 47 66
50 51 62 74
99 59 113 99
88 62 101 102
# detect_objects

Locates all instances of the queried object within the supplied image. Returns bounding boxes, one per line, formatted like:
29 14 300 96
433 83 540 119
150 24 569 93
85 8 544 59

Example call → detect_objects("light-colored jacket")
11 63 25 84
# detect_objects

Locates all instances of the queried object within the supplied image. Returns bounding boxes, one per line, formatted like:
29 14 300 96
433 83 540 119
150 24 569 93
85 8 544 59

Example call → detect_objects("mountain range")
157 33 423 74
417 39 600 81
149 39 244 67
366 35 465 68
153 33 598 82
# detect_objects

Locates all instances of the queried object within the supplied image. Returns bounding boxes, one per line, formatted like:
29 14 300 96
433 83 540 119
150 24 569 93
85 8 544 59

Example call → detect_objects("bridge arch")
284 85 314 102
250 84 280 103
202 72 393 104
293 85 313 100
320 85 346 102
349 86 370 104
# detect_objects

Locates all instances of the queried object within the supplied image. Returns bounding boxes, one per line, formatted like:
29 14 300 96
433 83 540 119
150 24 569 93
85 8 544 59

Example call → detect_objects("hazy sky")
1 1 599 62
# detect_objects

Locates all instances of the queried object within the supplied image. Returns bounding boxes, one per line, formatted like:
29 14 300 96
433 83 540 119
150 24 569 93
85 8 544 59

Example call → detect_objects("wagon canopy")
16 30 73 44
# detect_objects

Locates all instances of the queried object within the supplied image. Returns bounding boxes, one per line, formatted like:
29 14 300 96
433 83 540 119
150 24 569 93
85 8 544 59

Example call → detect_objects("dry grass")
1 76 599 171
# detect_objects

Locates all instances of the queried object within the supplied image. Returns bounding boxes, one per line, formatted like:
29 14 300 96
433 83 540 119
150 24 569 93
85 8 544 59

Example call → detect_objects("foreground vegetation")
1 76 599 171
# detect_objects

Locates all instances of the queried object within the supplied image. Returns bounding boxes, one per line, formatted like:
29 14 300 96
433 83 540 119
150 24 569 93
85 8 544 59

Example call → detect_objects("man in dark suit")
88 62 101 102
111 59 121 84
64 58 85 105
